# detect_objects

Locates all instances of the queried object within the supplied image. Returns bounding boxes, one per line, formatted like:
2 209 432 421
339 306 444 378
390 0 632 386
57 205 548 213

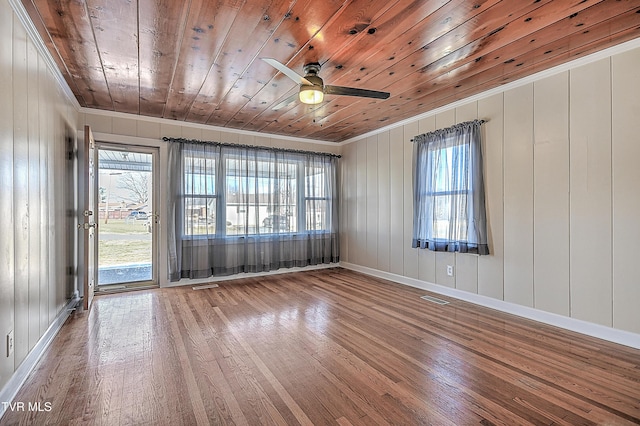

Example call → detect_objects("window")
181 152 333 237
183 151 217 235
224 157 300 235
305 165 331 231
412 120 489 255
167 139 340 281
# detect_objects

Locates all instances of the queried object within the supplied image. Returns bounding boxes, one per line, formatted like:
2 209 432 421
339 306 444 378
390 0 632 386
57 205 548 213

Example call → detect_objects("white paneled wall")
612 48 640 333
1 1 78 391
570 59 612 327
389 127 404 276
376 132 391 272
341 46 640 335
533 73 570 317
503 84 534 308
477 94 504 300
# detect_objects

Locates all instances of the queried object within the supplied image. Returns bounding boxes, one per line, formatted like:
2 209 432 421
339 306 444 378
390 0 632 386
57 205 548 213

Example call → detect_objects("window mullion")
216 151 226 236
298 163 306 233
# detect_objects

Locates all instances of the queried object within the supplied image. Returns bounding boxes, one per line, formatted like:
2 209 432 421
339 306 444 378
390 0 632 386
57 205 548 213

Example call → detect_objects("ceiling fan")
261 58 390 109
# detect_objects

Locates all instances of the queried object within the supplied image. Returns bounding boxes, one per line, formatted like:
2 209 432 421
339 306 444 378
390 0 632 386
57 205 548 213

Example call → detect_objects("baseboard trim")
0 297 80 420
340 262 640 350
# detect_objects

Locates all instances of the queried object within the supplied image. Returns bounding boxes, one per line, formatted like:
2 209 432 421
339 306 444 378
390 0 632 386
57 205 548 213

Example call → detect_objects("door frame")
95 142 160 290
80 125 97 310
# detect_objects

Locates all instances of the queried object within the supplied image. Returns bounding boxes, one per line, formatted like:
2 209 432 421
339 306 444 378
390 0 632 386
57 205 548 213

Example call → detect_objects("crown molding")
8 0 81 110
339 36 640 146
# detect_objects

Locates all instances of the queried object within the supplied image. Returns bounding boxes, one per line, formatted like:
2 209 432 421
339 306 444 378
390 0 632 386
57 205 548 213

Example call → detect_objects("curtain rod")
162 137 341 158
410 119 486 142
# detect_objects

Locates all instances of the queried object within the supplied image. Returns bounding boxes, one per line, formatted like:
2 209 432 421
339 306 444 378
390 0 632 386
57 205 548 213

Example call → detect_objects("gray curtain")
167 139 340 281
412 120 489 255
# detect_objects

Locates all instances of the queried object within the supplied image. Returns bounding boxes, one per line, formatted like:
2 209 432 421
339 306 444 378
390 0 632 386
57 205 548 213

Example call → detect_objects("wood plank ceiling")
22 0 640 142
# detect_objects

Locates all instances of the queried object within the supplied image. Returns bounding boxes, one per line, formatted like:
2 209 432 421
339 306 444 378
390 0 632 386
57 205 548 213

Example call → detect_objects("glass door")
96 144 158 290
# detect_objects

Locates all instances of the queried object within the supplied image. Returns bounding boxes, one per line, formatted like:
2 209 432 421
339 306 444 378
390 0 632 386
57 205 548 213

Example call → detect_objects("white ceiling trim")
340 36 640 147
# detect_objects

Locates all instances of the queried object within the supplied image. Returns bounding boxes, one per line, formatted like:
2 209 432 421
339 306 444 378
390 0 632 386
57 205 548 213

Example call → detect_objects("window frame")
412 119 488 255
181 150 332 238
422 141 470 243
303 164 332 233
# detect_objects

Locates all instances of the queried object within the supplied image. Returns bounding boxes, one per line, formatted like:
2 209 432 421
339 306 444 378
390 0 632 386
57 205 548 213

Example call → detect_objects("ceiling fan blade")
324 85 390 99
261 58 313 86
271 93 298 111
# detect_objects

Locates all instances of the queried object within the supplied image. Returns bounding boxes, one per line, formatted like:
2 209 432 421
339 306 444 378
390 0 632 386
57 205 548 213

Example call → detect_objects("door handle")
77 223 97 230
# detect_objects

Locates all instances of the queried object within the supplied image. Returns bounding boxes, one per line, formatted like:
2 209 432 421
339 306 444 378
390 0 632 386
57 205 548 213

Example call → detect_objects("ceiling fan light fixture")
299 85 324 104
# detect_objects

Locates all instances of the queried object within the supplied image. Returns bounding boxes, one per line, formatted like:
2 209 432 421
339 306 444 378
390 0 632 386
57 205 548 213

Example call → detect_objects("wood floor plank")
2 268 639 425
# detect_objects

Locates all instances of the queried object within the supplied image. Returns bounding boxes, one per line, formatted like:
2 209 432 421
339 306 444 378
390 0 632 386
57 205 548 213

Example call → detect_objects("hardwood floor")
2 268 639 425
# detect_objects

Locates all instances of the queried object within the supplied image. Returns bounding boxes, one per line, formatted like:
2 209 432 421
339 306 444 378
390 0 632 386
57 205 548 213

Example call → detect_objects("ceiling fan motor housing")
303 62 322 78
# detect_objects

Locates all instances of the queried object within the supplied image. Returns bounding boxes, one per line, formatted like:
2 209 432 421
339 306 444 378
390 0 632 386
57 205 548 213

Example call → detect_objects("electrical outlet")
7 330 14 357
446 265 454 277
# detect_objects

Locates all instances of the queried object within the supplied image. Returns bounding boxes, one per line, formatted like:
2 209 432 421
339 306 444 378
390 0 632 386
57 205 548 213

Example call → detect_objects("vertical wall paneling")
342 142 355 262
13 16 29 367
377 132 391 272
26 36 40 351
434 111 456 288
111 116 137 137
569 59 612 327
0 0 15 389
533 73 570 316
137 119 161 139
160 121 182 138
339 145 348 261
389 127 404 275
53 84 66 313
180 124 202 141
455 254 478 294
477 93 505 300
50 84 59 316
416 117 436 283
339 152 345 260
503 84 534 307
366 136 378 269
47 59 57 322
62 114 76 308
348 142 358 264
355 140 367 267
38 57 50 331
403 122 419 279
238 133 254 145
455 102 479 293
200 127 222 143
84 113 112 134
0 1 77 391
612 48 640 334
221 131 240 144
